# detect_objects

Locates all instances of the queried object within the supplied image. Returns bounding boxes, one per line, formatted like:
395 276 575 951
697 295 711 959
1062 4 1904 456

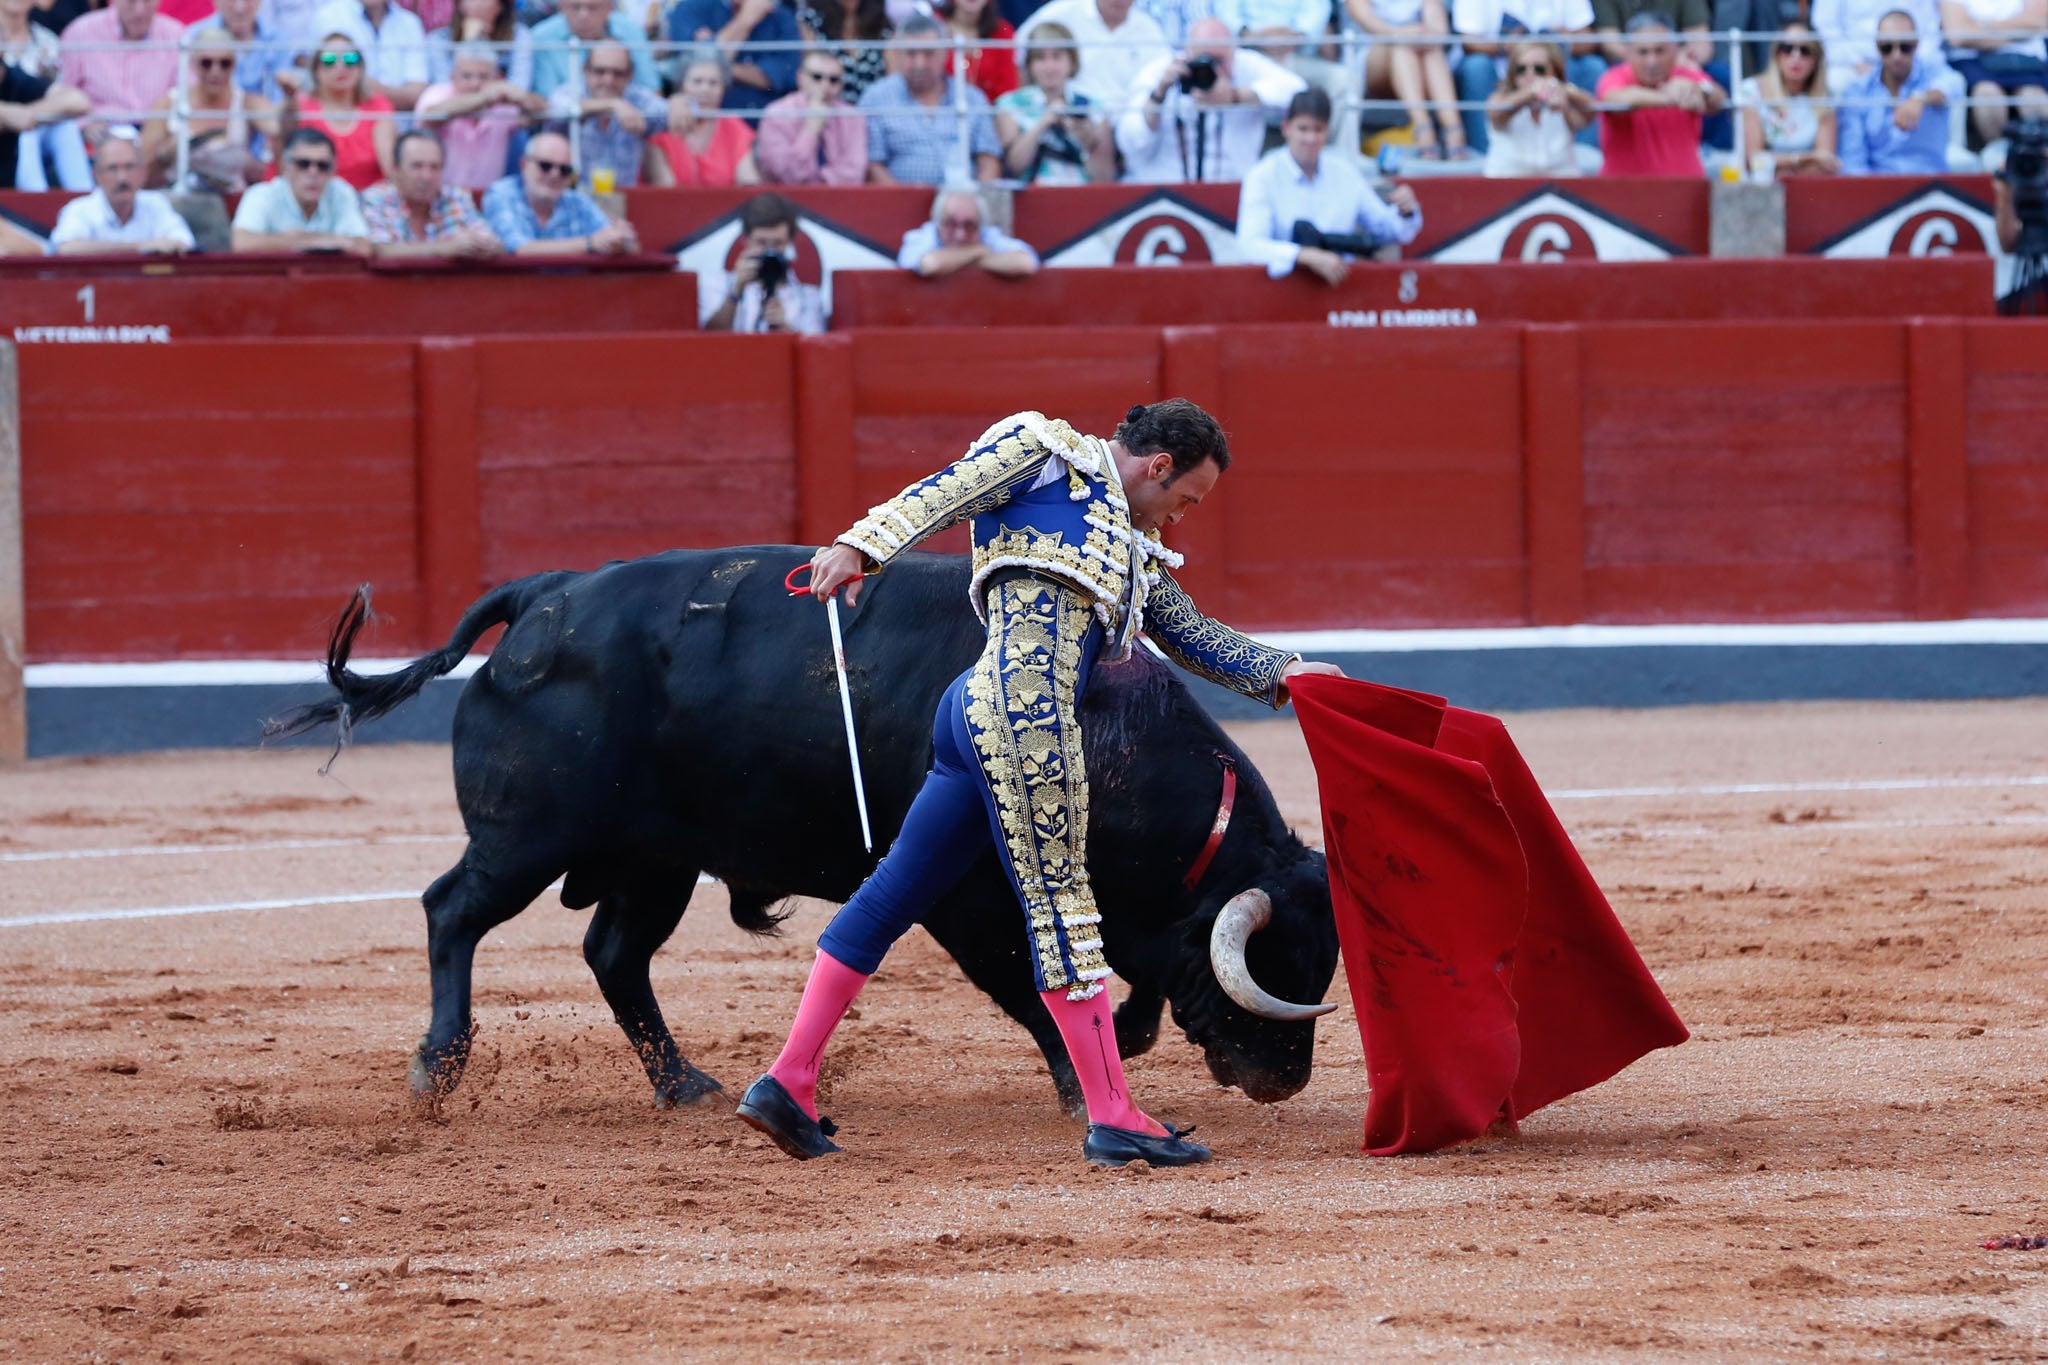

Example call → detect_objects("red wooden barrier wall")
1964 325 2048 616
20 341 423 658
18 319 2048 660
829 259 1993 331
0 263 695 340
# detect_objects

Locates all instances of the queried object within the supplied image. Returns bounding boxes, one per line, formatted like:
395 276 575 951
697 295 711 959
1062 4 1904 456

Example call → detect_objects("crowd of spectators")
5 0 2040 204
3 0 2041 271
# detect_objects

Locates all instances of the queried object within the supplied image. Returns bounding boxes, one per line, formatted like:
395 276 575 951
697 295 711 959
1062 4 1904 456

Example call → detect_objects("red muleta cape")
1288 673 1689 1157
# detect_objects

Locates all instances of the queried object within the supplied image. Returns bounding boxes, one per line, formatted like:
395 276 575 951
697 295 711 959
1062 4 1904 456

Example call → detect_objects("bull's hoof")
1049 1066 1086 1119
409 1032 473 1097
653 1065 724 1110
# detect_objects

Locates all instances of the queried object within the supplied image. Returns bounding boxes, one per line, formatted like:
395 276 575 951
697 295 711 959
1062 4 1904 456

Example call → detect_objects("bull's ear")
1209 889 1338 1022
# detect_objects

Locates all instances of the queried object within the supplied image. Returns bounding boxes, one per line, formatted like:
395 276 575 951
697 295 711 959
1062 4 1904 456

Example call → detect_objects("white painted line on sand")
0 834 464 864
0 873 722 928
1550 775 2048 800
1578 814 2048 841
0 889 425 928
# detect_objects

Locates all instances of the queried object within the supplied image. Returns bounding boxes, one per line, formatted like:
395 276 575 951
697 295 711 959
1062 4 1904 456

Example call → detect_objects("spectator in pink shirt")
416 42 542 191
1595 10 1724 176
755 47 865 185
59 0 185 135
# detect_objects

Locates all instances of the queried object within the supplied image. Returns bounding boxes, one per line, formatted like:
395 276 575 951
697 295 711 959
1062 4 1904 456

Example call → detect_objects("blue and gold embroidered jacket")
837 411 1300 707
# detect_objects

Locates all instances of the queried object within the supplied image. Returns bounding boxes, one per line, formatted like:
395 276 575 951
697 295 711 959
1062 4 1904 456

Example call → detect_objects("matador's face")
1124 454 1222 533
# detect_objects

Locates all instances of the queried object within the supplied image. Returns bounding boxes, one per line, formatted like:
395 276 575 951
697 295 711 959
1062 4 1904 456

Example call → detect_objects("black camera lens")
1178 55 1219 93
755 252 789 294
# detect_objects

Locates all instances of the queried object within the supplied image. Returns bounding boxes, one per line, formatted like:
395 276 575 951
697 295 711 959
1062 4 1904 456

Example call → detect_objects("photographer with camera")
1117 17 1307 182
1237 87 1422 283
701 191 828 334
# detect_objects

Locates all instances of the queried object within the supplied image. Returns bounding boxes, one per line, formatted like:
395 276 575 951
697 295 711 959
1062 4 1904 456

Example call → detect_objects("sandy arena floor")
0 699 2044 1362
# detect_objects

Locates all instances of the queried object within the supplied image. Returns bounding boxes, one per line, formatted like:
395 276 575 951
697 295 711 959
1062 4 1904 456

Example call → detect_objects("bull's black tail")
262 577 542 752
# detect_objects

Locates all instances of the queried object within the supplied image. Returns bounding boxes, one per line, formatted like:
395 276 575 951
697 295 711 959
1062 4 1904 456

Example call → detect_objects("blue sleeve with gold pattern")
1144 572 1300 709
837 420 1053 568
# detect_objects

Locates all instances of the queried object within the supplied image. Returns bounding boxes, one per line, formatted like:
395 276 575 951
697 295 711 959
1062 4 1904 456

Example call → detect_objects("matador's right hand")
809 543 871 606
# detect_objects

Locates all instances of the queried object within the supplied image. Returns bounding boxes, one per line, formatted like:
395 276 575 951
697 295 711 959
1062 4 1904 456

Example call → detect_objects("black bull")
273 547 1341 1112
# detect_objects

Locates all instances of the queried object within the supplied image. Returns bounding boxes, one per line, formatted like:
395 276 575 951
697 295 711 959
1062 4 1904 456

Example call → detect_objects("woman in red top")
287 33 396 191
647 58 761 187
939 0 1017 102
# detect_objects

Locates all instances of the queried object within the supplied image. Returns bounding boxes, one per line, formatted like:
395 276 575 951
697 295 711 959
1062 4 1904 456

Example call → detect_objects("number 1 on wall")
76 285 95 324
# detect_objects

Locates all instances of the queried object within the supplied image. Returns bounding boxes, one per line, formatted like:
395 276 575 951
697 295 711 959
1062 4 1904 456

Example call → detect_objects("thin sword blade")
826 597 874 852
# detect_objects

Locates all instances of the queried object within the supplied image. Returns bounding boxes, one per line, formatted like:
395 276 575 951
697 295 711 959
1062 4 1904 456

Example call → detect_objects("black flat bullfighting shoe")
736 1074 842 1160
1082 1122 1211 1168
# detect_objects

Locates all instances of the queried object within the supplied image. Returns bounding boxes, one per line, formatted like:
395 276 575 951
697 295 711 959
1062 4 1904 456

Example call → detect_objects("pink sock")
1039 987 1167 1136
766 950 869 1120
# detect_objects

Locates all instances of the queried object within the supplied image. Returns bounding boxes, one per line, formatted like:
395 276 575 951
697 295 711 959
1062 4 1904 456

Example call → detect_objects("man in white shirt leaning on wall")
49 127 194 254
1236 87 1422 284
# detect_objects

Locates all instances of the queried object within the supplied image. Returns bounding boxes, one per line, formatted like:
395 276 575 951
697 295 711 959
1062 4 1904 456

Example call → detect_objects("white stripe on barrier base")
1260 619 2048 654
25 657 487 688
23 617 2048 689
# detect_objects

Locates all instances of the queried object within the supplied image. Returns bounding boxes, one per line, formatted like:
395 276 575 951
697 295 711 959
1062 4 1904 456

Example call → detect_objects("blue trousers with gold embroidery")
819 574 1112 998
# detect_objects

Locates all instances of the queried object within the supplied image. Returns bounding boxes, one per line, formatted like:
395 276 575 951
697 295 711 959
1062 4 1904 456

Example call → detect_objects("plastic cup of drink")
591 165 617 194
1751 151 1777 185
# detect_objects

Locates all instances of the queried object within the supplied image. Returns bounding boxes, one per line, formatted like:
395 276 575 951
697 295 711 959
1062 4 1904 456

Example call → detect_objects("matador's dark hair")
1115 398 1231 479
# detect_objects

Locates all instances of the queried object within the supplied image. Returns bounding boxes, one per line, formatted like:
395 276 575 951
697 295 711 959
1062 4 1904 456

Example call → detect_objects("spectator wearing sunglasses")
546 39 669 187
1483 39 1591 174
306 0 430 109
140 28 280 191
50 125 195 251
1738 22 1839 174
58 0 186 136
1838 8 1952 172
187 0 295 103
481 127 641 254
280 32 395 188
756 48 866 184
230 124 372 250
1451 0 1604 156
1811 0 1943 89
529 0 657 99
282 32 397 191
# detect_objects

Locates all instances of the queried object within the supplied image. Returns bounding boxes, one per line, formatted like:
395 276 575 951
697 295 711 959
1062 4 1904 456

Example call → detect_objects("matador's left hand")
1279 658 1346 702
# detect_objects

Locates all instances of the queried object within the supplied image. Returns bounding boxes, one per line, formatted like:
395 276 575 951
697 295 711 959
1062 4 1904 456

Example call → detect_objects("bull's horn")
1208 889 1338 1022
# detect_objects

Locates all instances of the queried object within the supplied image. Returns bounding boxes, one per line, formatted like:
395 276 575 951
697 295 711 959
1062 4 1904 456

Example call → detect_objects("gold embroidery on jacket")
1144 572 1300 706
838 426 1052 566
962 576 1109 999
